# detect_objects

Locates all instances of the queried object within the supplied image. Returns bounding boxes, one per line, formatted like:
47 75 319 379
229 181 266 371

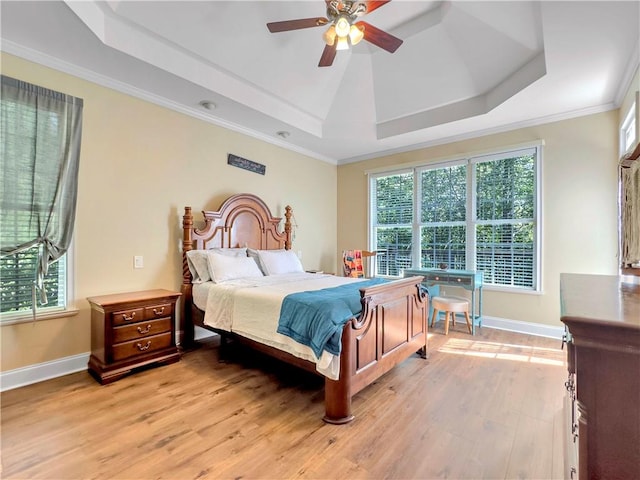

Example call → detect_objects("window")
0 249 67 315
418 161 467 270
621 94 638 155
370 145 541 291
1 76 82 319
371 171 414 276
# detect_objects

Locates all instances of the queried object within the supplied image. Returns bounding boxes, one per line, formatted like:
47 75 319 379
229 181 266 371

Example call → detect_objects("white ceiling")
1 1 639 164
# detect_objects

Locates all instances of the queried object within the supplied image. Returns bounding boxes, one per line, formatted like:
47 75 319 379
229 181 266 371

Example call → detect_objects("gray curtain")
0 75 83 303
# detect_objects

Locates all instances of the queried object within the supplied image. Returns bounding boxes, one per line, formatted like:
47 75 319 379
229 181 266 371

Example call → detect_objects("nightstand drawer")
144 302 173 320
112 317 172 344
112 332 173 362
111 307 145 326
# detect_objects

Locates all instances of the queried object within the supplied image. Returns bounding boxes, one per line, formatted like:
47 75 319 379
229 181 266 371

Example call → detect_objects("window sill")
0 308 80 326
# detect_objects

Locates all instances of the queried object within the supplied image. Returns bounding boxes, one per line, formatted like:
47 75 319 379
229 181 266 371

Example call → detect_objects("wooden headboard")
180 193 293 345
182 193 293 284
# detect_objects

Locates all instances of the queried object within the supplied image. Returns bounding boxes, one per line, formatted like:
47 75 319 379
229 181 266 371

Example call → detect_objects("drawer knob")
136 341 152 351
137 324 152 334
152 307 165 315
121 312 136 321
457 278 461 282
435 276 440 280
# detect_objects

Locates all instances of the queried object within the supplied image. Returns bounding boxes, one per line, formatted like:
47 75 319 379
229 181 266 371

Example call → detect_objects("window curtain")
0 75 83 304
621 159 640 267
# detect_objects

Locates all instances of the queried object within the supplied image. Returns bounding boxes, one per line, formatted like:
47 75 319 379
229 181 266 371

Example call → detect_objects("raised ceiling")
1 1 639 164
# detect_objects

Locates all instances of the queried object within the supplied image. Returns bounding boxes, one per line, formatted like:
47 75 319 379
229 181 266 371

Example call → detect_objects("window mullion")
468 159 476 270
413 167 421 268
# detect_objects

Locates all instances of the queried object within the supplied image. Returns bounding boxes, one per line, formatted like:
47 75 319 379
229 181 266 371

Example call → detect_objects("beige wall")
0 53 338 372
337 111 620 327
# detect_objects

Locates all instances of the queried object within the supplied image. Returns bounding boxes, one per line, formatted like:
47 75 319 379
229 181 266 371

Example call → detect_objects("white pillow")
186 248 247 283
256 249 304 275
207 252 263 283
247 247 281 275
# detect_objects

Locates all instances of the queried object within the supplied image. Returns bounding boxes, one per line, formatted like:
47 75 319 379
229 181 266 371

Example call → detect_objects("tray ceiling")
1 1 638 164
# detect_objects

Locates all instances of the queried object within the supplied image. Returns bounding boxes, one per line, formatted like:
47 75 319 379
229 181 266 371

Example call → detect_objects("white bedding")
192 272 366 380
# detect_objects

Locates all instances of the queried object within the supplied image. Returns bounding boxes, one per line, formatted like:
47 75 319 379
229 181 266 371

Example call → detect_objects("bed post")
323 321 355 424
284 205 293 250
180 206 195 349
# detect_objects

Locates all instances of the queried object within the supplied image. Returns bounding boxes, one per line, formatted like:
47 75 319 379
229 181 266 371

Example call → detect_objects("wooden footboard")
184 275 428 424
324 275 428 424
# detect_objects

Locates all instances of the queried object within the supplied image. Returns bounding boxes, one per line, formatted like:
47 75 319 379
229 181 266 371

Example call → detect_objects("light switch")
134 256 144 269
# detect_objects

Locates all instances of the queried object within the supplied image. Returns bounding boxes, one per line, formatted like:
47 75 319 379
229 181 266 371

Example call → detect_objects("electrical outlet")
134 256 144 269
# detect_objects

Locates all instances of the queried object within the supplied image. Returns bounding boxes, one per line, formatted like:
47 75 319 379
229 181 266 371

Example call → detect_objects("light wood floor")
1 326 568 480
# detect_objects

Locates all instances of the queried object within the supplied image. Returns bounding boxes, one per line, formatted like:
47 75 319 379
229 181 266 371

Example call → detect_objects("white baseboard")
0 318 561 392
0 352 90 392
481 315 564 340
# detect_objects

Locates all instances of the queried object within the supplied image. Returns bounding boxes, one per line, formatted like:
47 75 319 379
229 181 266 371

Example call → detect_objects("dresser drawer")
111 307 145 326
111 332 173 362
144 302 173 320
112 317 172 344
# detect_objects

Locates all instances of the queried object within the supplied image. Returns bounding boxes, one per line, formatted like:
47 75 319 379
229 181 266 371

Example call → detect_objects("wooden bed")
180 193 428 424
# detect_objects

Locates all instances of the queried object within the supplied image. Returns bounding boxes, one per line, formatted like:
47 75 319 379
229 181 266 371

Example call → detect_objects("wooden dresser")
88 289 181 384
560 273 640 479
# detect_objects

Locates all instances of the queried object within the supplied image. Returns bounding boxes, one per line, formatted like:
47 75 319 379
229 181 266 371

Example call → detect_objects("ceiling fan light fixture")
336 36 349 51
323 25 336 46
334 15 351 38
349 24 364 45
266 0 401 68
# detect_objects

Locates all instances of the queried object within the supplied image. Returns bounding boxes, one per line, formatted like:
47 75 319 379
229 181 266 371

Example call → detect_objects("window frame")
368 143 543 292
414 159 468 270
368 167 414 277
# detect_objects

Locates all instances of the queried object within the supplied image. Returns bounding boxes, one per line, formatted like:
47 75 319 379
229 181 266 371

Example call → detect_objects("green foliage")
0 247 61 313
421 165 466 223
376 173 413 224
476 155 535 220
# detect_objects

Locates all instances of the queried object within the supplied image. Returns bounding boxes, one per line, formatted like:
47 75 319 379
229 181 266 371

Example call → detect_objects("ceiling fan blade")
318 43 337 67
357 21 403 53
267 17 329 33
365 1 392 14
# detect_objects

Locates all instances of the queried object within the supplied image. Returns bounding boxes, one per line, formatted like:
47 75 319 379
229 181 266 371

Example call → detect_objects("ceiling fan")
267 0 403 67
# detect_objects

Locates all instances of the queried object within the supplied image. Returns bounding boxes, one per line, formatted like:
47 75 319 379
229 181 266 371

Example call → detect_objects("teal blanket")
277 278 388 358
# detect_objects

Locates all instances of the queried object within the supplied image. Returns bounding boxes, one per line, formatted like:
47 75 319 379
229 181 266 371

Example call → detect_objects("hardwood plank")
1 329 567 479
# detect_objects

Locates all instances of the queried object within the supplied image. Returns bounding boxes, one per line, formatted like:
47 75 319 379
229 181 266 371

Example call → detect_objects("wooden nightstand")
87 289 181 384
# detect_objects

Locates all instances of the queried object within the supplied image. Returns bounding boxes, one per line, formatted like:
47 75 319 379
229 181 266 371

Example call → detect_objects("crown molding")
1 41 338 166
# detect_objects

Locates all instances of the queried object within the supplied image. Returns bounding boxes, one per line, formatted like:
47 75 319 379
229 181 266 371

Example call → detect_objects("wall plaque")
227 154 266 175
